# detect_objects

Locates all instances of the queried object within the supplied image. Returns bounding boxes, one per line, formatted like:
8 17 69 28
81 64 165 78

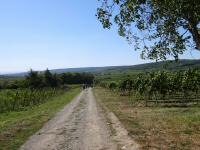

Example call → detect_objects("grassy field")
94 87 200 150
0 87 81 150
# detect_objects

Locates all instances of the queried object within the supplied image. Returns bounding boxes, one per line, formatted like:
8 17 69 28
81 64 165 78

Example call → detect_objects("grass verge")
94 87 200 150
0 87 80 150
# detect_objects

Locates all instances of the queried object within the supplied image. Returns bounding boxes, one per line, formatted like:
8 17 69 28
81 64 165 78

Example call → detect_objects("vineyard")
0 69 94 113
99 69 200 106
0 88 65 113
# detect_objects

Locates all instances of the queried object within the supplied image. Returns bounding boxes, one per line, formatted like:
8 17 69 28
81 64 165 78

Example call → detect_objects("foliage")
0 69 94 90
25 69 43 89
44 69 59 87
0 69 94 113
59 72 94 85
99 69 200 102
108 81 118 90
97 0 200 60
0 88 65 113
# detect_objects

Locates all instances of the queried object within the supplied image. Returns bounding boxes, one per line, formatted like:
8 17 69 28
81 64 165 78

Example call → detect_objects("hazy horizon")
0 0 200 73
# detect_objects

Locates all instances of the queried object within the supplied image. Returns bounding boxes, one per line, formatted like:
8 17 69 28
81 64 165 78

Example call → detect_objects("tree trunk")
188 21 200 50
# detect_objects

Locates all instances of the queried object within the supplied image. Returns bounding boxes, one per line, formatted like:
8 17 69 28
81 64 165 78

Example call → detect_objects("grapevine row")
100 69 200 103
0 88 65 113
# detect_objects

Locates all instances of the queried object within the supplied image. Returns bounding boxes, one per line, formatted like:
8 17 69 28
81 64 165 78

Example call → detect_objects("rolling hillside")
5 59 200 77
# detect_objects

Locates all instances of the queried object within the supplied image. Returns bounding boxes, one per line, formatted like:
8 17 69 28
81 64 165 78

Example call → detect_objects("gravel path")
19 88 139 150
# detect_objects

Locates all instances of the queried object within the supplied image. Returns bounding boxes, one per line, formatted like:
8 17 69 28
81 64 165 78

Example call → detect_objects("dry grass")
94 87 200 150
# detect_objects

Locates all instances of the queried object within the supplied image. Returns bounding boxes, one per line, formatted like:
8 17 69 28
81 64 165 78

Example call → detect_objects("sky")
0 0 200 74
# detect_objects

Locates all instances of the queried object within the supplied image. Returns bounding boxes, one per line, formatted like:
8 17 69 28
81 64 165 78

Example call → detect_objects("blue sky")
0 0 199 73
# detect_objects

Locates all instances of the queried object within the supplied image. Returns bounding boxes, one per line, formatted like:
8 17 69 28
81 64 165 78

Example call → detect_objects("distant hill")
100 59 200 74
5 59 200 77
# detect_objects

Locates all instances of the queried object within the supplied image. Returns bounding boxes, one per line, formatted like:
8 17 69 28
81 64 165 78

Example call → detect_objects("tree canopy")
26 69 43 89
97 0 200 60
15 69 95 89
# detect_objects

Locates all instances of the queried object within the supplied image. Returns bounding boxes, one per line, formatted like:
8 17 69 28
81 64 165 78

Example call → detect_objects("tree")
97 0 200 60
44 68 53 87
59 73 94 85
26 69 43 88
51 73 59 87
108 81 118 90
44 69 59 87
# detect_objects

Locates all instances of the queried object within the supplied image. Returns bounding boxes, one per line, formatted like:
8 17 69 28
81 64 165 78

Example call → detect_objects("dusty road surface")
19 88 139 150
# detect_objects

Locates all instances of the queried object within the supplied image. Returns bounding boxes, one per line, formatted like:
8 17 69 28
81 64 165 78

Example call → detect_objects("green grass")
94 87 200 150
0 87 81 150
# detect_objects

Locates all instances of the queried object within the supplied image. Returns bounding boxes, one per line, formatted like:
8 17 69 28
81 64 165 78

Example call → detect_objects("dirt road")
19 88 139 150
